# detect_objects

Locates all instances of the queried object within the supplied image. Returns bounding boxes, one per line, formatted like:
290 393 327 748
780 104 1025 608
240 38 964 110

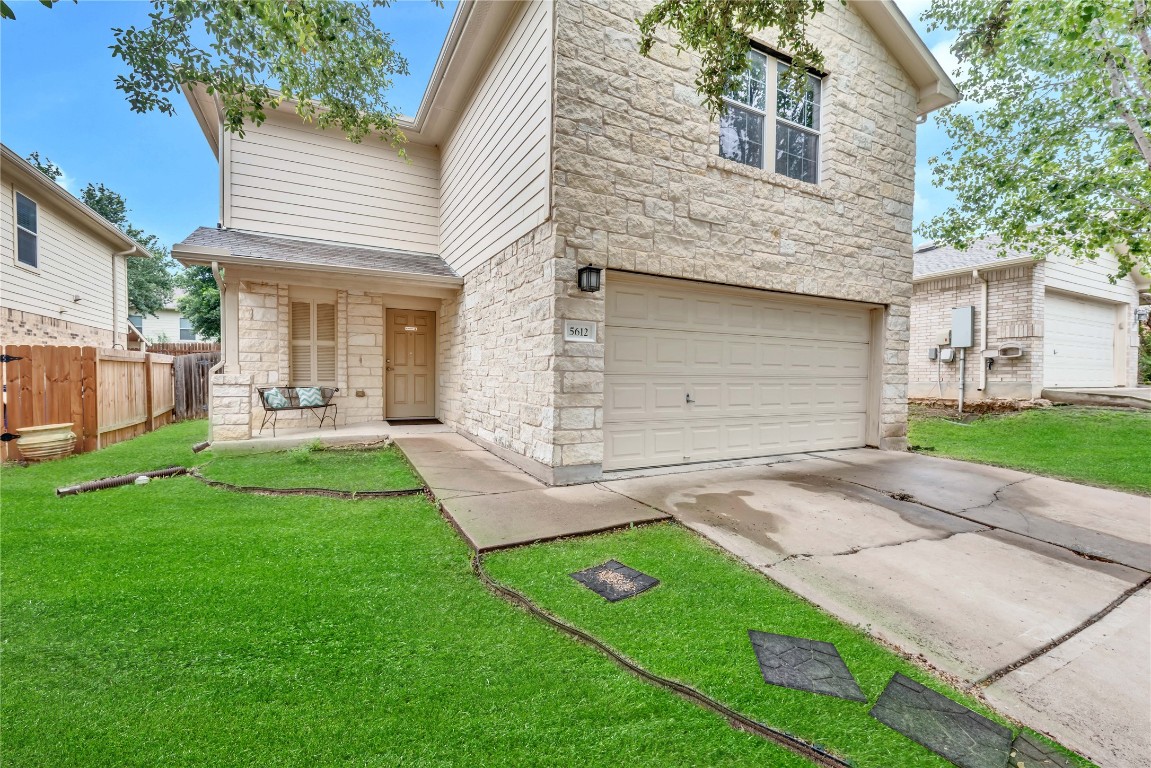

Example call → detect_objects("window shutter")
290 301 313 384
314 302 336 384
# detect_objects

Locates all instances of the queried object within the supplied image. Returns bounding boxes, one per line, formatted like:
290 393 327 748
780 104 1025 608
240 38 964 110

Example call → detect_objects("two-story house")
2 144 148 347
173 0 957 484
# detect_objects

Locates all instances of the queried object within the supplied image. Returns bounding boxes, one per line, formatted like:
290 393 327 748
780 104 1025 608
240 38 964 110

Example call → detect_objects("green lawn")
2 422 815 767
199 443 422 491
485 525 1092 768
908 407 1151 494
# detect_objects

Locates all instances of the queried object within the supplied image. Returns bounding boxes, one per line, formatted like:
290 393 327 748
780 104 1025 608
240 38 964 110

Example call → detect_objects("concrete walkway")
394 434 667 551
604 449 1151 768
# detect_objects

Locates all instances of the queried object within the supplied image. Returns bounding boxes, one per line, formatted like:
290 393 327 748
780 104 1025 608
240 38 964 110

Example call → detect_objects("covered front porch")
172 227 463 444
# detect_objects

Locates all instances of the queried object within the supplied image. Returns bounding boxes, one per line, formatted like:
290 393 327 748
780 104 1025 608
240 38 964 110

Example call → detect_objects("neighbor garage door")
1043 291 1117 388
604 273 875 471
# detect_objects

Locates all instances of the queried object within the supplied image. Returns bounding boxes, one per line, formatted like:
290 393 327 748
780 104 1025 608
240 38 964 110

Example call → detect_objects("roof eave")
172 243 464 288
0 144 152 256
913 255 1041 282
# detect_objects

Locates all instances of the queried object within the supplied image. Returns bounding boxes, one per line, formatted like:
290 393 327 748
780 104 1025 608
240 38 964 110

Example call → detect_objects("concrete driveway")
603 449 1151 768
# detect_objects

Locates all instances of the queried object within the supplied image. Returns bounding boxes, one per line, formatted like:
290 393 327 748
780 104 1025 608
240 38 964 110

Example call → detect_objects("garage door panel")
605 274 874 470
1044 292 1117 387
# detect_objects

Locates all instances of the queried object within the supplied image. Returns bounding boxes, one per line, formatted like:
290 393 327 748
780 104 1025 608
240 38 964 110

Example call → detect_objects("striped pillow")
263 388 289 409
295 387 324 407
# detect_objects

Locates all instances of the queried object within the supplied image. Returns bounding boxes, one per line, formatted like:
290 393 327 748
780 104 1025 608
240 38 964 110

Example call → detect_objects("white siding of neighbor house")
0 176 126 333
139 308 200 343
225 110 441 254
1043 250 1138 305
439 0 552 276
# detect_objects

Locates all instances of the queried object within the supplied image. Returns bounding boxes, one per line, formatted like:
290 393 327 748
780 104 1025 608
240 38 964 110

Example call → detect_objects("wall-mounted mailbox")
996 344 1024 358
951 306 975 348
939 348 956 363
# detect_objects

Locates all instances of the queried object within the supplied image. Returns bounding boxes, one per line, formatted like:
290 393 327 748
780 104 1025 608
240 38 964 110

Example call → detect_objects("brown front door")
386 308 436 419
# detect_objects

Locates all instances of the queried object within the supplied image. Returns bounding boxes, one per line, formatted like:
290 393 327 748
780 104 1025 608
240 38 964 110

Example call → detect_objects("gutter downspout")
112 246 140 348
975 268 989 393
207 261 226 442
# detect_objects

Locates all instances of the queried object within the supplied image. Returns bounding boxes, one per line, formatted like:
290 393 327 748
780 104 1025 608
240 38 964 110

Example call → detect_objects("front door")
386 308 436 419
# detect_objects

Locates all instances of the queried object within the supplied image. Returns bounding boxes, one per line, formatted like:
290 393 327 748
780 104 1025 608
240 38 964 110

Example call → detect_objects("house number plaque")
563 320 596 343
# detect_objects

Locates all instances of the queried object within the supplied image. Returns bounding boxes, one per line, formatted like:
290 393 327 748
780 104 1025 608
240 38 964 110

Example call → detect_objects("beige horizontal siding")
1044 251 1138 305
226 111 441 254
0 179 123 332
440 0 552 276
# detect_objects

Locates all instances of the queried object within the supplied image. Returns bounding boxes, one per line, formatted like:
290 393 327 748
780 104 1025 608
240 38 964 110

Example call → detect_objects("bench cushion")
263 388 290 409
296 387 324 407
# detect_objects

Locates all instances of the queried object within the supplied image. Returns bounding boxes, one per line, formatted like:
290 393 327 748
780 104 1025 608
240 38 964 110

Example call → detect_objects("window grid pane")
16 193 37 233
719 105 764 169
775 123 819 184
776 66 821 130
17 229 37 267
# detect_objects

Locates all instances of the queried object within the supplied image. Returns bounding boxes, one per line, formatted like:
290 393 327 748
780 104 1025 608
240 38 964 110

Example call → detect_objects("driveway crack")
826 528 986 558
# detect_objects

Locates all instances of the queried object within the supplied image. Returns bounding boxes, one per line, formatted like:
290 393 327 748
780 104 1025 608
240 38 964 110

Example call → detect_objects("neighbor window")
719 50 823 184
289 297 336 386
15 192 38 268
128 314 144 333
179 317 195 340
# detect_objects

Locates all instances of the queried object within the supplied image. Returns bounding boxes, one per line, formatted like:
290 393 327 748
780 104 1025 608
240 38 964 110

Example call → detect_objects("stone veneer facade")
1 308 126 347
909 263 1045 400
211 0 930 480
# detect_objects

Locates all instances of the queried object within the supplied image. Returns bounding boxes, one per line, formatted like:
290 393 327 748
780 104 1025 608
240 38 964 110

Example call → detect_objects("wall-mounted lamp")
577 265 602 293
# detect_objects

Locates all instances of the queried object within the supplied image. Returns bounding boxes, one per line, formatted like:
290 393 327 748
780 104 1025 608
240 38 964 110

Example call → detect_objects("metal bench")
256 387 339 436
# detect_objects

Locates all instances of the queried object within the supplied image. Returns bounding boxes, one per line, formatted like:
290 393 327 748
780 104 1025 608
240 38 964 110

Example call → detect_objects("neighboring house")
910 238 1147 400
1 144 148 347
129 291 207 344
173 0 958 483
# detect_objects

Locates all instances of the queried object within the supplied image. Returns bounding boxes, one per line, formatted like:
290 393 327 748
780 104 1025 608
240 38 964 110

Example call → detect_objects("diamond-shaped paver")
747 630 867 702
570 560 659 602
1008 732 1077 768
870 673 1013 768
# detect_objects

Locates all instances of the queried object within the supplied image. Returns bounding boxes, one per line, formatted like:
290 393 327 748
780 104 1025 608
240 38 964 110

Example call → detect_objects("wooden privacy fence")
173 352 219 421
2 345 176 462
148 341 220 357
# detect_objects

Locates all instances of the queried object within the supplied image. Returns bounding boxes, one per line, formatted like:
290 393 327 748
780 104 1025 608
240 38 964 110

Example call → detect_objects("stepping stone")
1008 732 1077 768
747 630 867 702
870 673 1012 768
570 560 659 602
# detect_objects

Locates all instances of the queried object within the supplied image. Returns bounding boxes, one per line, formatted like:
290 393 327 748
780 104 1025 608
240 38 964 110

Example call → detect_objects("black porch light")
578 264 603 292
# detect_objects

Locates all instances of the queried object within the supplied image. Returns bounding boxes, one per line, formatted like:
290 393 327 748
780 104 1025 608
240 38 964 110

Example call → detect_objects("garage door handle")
685 393 695 404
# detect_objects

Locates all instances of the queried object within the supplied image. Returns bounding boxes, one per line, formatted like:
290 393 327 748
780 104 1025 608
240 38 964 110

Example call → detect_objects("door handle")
386 366 394 371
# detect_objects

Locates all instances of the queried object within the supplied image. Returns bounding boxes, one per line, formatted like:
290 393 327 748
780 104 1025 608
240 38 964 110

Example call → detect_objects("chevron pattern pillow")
295 387 324 407
263 388 289 409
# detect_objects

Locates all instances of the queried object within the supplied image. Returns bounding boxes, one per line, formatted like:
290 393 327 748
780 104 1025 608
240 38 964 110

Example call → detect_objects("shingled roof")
913 236 1038 279
175 227 458 279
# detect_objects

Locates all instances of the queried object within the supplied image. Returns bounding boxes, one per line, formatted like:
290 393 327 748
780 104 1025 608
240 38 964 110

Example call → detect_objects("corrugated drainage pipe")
57 467 187 497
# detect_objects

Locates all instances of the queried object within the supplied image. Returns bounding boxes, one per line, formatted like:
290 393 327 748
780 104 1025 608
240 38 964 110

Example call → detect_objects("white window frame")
179 317 196 341
719 50 823 184
288 291 338 387
14 191 39 270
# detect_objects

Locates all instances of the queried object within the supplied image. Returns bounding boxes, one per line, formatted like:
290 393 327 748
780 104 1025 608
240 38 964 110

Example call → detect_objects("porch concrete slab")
768 529 1144 681
606 461 987 569
984 586 1151 768
439 484 669 552
393 433 487 454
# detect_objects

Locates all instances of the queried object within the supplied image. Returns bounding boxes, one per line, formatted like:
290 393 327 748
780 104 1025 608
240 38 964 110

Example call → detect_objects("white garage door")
604 274 874 471
1044 292 1117 388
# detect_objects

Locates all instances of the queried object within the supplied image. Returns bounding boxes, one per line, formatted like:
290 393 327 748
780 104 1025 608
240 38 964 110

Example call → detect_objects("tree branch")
1103 52 1151 169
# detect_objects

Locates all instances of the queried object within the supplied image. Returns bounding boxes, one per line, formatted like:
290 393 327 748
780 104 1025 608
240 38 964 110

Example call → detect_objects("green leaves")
110 0 438 146
921 0 1150 279
637 0 831 119
176 266 221 341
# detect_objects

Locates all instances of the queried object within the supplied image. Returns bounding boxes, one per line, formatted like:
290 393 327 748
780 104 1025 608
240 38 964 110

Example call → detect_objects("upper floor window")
15 192 38 268
179 317 196 341
719 50 822 184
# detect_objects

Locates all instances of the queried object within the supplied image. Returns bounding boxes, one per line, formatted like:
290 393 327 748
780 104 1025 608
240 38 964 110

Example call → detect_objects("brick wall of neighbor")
549 0 921 454
909 263 1043 400
1 307 125 347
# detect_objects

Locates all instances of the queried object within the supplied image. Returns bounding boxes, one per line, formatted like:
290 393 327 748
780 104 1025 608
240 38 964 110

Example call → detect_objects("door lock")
685 393 695 404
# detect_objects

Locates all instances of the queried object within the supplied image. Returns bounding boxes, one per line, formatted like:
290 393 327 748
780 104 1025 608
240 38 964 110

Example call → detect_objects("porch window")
290 298 337 386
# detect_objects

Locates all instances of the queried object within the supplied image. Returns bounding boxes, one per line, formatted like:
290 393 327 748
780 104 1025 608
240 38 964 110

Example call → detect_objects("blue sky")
0 0 954 250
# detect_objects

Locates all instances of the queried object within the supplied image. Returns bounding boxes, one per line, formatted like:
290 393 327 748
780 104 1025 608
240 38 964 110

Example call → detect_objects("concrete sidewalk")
605 449 1151 768
394 434 667 551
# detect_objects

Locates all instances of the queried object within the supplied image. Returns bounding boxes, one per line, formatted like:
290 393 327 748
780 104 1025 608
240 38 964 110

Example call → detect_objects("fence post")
144 352 155 433
80 347 98 452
